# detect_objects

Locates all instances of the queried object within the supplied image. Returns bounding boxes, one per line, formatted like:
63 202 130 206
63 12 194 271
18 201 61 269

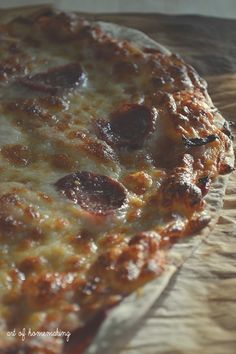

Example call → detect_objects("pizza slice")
0 6 234 354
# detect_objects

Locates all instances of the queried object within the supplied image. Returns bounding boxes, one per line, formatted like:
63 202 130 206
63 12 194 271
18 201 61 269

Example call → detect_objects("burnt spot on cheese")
36 95 70 111
170 55 206 90
186 64 207 90
159 216 187 240
169 63 192 90
187 212 211 234
8 41 22 54
0 57 24 82
80 138 118 165
22 272 77 308
71 129 118 164
93 232 164 293
55 171 127 215
153 138 185 170
65 130 119 168
19 256 46 274
93 34 136 62
99 233 126 249
160 177 203 209
3 269 25 307
144 53 206 93
5 98 58 128
143 47 163 55
221 121 234 141
123 171 153 195
5 96 68 115
158 155 203 211
152 90 217 145
69 230 97 256
197 176 211 196
0 192 37 238
50 153 75 171
97 104 158 150
183 134 218 147
0 214 24 233
36 12 91 42
128 231 161 250
112 60 138 80
18 62 85 95
218 162 235 175
151 73 173 89
1 144 32 167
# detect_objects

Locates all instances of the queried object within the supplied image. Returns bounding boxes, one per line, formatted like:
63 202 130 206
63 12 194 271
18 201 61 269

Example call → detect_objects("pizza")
0 6 234 354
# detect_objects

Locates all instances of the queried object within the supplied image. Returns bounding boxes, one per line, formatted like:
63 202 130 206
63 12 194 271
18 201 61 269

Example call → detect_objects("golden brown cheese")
0 8 233 354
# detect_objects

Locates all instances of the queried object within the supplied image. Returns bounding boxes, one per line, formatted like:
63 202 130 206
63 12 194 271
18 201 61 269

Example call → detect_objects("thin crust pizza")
0 6 234 354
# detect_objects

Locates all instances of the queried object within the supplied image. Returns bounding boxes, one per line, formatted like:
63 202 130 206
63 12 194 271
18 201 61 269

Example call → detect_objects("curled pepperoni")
97 104 158 150
18 62 85 95
55 171 127 214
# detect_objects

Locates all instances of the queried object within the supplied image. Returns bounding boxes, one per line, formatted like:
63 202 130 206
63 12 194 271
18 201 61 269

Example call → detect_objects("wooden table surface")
83 13 236 354
60 0 236 19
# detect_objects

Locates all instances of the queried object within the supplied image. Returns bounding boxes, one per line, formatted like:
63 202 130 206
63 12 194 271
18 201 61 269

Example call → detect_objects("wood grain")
55 0 236 19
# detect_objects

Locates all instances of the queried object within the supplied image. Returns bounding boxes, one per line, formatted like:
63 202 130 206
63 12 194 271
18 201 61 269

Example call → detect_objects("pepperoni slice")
18 62 85 95
97 104 158 150
55 171 127 214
